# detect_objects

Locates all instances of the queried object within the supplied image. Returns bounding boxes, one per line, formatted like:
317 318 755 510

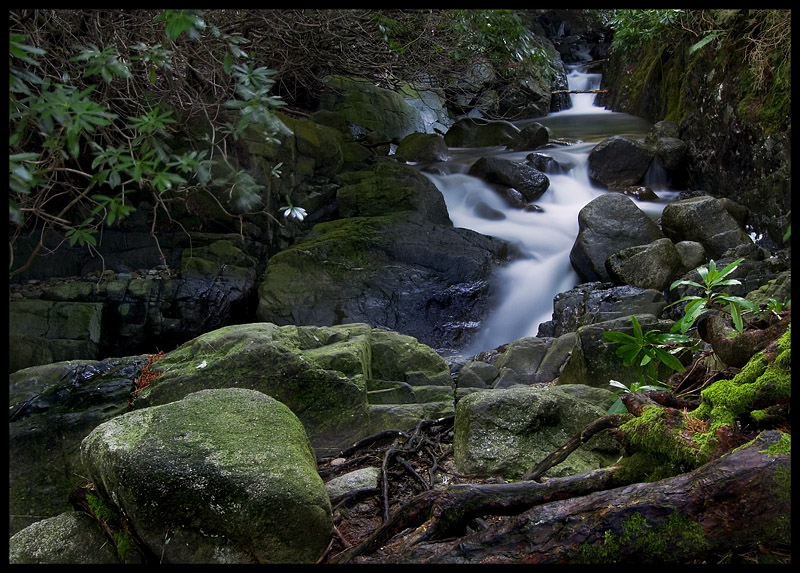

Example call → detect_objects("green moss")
761 432 791 457
572 510 708 563
112 530 136 562
619 406 704 469
86 493 119 522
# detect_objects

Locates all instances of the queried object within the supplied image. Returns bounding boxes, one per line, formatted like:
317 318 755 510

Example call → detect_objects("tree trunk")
342 431 789 564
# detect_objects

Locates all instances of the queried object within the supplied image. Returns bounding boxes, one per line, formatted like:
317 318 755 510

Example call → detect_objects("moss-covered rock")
81 387 333 563
453 385 622 479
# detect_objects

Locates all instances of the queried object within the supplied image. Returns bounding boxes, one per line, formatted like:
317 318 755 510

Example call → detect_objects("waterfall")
423 67 680 355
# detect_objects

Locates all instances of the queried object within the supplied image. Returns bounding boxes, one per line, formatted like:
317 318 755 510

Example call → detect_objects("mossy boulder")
443 117 521 148
336 161 451 224
319 75 424 140
394 132 451 163
453 385 622 479
9 511 124 564
81 388 333 563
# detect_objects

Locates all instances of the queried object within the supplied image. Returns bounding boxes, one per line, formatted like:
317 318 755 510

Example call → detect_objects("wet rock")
588 135 655 188
660 195 753 258
468 156 550 203
569 193 664 283
506 121 549 150
394 132 451 163
444 117 520 148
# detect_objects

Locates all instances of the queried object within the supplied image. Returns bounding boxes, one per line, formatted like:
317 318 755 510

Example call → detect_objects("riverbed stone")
588 135 655 188
660 195 753 258
394 132 451 163
467 156 550 203
569 193 665 283
444 117 520 147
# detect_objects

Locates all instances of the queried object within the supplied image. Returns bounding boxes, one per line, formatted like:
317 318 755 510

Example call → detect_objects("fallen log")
355 430 789 564
551 89 610 94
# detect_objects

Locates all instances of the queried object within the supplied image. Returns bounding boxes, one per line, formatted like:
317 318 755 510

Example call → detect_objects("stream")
423 64 682 355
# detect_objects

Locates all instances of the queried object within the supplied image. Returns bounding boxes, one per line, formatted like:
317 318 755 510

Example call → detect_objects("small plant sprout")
668 258 759 335
606 379 670 415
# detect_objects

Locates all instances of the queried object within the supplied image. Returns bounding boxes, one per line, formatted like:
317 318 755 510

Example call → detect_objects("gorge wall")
598 10 791 250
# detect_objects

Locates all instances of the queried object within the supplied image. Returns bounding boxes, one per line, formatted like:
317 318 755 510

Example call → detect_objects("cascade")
422 64 681 355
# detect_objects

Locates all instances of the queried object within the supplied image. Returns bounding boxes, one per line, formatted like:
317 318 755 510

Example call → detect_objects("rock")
645 120 681 143
444 118 520 148
674 240 707 274
256 213 511 352
456 360 500 389
525 152 569 174
81 387 333 564
325 467 381 502
9 357 144 536
9 511 124 564
394 132 451 163
616 185 660 201
588 135 655 188
557 315 680 388
606 237 684 290
453 385 622 479
660 195 753 258
654 136 687 172
537 282 668 338
491 333 576 386
336 161 451 224
8 300 103 372
319 75 424 140
506 121 549 150
569 193 665 283
467 156 550 203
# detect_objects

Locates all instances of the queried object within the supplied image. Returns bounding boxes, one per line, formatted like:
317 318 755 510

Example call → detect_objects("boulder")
490 333 576 387
605 237 684 290
569 193 665 283
81 388 333 563
588 135 655 188
336 161 451 224
506 121 549 150
654 136 687 172
444 118 520 148
394 132 451 163
9 511 124 564
256 213 511 352
453 385 622 479
557 314 680 388
538 282 668 338
660 195 753 258
467 156 550 203
319 75 424 140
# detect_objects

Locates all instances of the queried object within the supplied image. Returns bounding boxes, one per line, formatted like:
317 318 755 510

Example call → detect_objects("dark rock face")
256 214 512 352
443 118 520 148
569 193 665 283
537 282 667 338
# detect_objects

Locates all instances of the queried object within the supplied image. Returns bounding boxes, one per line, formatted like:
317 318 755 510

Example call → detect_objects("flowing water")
422 64 681 355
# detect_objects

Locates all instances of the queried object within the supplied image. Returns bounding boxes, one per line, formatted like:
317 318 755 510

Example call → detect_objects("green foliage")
9 11 292 276
609 9 686 54
668 258 759 335
604 315 692 384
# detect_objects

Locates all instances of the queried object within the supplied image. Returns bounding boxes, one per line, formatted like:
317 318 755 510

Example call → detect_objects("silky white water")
422 64 681 355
